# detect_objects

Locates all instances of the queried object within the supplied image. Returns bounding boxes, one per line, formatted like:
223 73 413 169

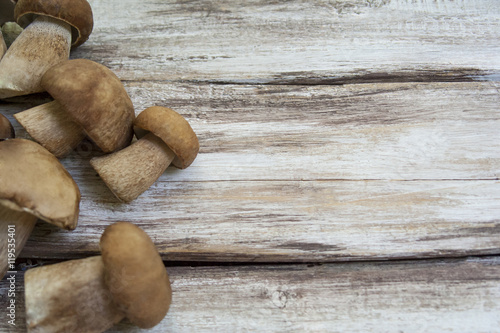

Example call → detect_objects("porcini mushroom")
25 222 172 332
14 59 135 157
0 138 80 279
0 113 14 139
0 0 93 98
91 106 199 202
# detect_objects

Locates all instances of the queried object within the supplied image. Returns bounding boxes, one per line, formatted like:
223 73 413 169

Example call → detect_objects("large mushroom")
0 0 93 98
91 106 199 202
0 138 80 279
0 113 14 139
14 59 135 157
25 222 172 332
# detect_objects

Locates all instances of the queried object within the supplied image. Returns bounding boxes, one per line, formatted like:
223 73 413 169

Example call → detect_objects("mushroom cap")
15 0 93 48
0 0 16 25
134 106 199 169
0 139 80 230
41 59 135 153
100 222 172 329
0 113 15 139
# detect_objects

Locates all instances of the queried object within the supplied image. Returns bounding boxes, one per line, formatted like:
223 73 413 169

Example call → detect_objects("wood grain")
1 257 499 332
69 0 500 83
1 82 499 262
3 81 499 181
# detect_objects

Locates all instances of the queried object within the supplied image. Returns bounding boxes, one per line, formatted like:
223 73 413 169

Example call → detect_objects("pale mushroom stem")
0 16 71 99
0 205 38 279
14 100 86 157
0 31 6 60
25 256 125 333
90 132 177 202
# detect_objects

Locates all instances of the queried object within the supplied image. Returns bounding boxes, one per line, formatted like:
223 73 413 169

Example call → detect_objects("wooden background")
1 0 499 331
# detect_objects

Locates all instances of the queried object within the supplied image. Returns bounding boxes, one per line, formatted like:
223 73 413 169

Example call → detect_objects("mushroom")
90 106 199 202
0 0 93 99
0 0 16 26
1 21 24 48
25 222 172 332
0 138 80 279
0 30 6 60
14 59 135 157
0 113 14 139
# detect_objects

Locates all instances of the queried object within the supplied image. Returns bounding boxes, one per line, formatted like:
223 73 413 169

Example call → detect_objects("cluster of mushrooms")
1 0 199 331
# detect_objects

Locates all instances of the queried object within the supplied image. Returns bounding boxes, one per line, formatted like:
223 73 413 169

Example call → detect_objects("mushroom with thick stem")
0 0 93 99
14 59 135 157
0 138 80 279
0 113 14 139
91 106 200 202
25 222 173 332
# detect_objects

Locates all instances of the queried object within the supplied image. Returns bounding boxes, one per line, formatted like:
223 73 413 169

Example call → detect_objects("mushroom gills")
0 204 38 279
0 15 71 99
14 100 86 157
25 256 125 333
90 133 177 202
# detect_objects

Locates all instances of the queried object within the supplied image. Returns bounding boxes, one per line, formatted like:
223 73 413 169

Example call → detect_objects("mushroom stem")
25 256 126 333
0 113 15 139
0 204 38 279
0 15 71 99
14 100 86 157
0 31 6 60
90 132 176 202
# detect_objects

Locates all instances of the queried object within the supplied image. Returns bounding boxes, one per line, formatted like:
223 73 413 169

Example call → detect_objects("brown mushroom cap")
41 59 135 153
100 222 172 329
0 0 16 25
0 139 80 229
0 113 15 139
14 0 93 47
134 106 199 169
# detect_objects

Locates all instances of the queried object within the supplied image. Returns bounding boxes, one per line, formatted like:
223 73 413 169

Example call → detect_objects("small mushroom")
0 0 93 98
0 138 80 279
14 59 135 157
25 222 172 332
0 113 14 139
91 106 199 202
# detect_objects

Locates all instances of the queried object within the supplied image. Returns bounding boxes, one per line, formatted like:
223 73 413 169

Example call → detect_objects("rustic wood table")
1 0 499 331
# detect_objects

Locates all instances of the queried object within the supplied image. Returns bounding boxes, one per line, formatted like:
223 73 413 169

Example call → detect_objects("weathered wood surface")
1 257 499 332
1 0 500 331
2 81 499 261
73 0 500 83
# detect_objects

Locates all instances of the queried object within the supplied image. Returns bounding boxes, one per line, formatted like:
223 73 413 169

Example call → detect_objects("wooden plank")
17 179 500 261
2 257 500 332
70 0 500 83
2 82 499 181
1 82 499 262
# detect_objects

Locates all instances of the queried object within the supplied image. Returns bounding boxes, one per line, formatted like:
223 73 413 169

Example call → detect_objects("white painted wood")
1 82 499 261
70 0 500 83
17 179 500 261
3 82 499 182
1 257 500 332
